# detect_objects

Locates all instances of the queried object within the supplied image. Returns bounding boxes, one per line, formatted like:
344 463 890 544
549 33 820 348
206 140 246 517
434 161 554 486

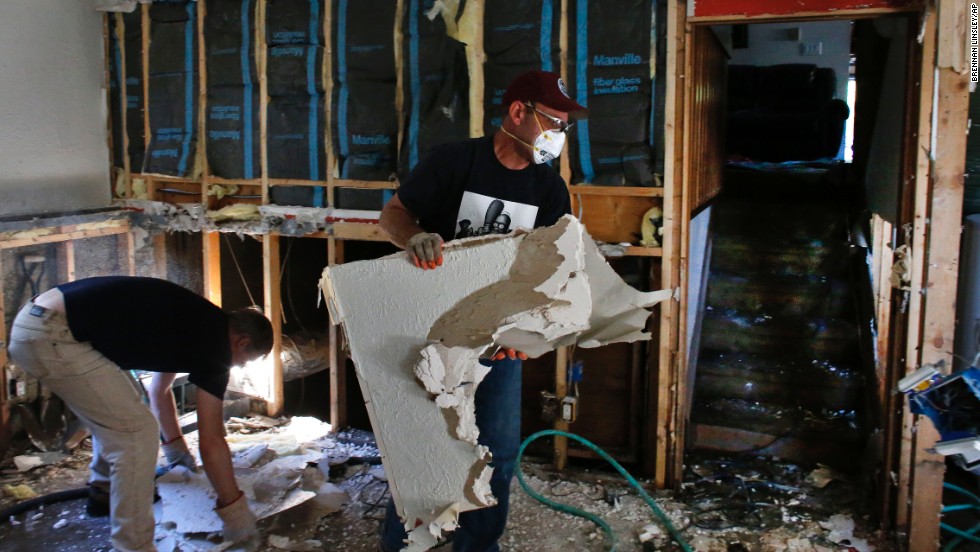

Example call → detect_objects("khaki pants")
8 301 159 552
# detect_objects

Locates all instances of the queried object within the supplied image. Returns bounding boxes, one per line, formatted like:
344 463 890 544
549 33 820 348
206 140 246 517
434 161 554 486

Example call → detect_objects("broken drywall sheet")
320 215 670 551
157 450 321 534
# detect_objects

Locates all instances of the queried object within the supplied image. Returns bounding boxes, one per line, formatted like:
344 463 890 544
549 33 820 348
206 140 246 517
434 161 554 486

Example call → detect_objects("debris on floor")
2 483 37 500
13 451 65 472
0 415 902 551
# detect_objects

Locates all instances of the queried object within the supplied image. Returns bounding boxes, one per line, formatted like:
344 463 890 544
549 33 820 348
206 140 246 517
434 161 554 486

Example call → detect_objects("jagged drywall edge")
320 215 670 551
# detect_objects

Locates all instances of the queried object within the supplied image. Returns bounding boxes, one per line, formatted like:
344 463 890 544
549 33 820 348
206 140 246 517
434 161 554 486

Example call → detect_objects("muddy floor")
0 418 902 551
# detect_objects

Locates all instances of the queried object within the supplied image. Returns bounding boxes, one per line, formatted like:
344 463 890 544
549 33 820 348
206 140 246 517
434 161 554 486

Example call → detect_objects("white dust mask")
501 106 567 164
531 128 565 164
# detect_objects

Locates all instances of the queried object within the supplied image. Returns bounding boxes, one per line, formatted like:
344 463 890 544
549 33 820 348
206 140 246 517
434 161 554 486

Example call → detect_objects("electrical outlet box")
561 396 578 423
801 42 823 56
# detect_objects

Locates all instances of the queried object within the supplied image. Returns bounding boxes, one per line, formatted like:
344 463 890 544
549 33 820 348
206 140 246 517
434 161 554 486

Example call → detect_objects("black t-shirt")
58 276 232 398
397 135 571 241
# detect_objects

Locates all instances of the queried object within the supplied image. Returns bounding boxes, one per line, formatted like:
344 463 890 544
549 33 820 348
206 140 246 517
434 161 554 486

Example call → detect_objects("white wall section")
0 0 111 218
715 21 852 101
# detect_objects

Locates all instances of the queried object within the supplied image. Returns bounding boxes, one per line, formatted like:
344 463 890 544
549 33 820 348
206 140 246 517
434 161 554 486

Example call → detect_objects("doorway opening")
682 14 916 537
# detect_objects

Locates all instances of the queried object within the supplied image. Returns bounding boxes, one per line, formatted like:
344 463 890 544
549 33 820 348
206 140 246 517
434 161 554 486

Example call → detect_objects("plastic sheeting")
204 0 261 179
399 0 470 178
482 0 560 135
568 0 657 186
332 0 398 210
108 15 126 169
266 0 327 204
332 0 398 182
144 1 199 177
123 10 146 172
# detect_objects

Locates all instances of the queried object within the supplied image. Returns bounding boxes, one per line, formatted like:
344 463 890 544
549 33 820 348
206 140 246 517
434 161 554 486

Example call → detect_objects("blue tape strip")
338 0 349 179
176 2 195 175
241 0 254 179
408 0 421 170
113 24 124 115
648 0 656 148
308 0 322 187
540 0 553 71
575 0 593 182
113 22 128 168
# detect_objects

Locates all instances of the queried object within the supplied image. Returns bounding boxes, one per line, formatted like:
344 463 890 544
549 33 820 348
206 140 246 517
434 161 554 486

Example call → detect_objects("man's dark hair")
228 307 274 355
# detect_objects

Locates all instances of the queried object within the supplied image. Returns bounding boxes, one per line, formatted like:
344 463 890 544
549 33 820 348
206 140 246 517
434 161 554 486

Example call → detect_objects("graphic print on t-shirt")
454 191 538 239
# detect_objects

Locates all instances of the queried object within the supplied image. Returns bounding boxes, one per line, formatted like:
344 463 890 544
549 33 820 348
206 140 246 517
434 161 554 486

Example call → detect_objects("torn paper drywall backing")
319 215 670 551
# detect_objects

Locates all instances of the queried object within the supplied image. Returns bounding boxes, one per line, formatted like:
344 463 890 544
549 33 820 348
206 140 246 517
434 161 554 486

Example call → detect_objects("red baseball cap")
502 70 587 118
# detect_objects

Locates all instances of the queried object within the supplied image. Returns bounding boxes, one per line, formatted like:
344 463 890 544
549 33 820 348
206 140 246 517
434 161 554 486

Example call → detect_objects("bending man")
8 276 273 552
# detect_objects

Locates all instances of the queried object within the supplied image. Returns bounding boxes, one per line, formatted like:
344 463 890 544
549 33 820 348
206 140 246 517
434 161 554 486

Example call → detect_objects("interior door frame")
659 2 967 548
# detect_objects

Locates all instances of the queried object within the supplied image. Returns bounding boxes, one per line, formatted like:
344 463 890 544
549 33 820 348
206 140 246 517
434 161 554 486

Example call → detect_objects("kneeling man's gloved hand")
407 232 443 270
161 436 198 471
215 491 258 543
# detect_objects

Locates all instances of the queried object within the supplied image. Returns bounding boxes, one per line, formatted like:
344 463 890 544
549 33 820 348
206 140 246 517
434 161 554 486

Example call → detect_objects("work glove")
161 436 198 471
406 232 443 269
215 491 258 543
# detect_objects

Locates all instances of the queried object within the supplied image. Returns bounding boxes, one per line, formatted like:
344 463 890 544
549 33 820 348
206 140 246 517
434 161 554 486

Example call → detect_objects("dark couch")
727 64 850 162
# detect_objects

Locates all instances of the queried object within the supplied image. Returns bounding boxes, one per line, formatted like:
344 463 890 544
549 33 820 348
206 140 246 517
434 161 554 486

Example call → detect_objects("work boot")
85 483 161 517
86 484 110 517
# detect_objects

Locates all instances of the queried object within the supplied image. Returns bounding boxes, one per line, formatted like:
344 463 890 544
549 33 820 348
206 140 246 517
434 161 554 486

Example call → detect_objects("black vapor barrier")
266 0 327 207
483 0 561 135
108 15 125 169
144 1 199 177
205 0 261 180
400 0 469 178
108 12 147 171
568 0 657 186
332 0 398 210
123 10 147 172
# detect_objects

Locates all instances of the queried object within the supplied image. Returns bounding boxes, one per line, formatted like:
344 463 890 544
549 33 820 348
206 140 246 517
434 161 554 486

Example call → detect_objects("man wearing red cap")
378 70 586 551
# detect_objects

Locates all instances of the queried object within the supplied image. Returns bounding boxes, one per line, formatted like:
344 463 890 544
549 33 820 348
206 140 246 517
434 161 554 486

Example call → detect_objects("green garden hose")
942 482 980 551
516 429 693 552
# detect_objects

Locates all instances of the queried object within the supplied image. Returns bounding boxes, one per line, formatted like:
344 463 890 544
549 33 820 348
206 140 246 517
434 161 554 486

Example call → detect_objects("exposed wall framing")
102 0 670 471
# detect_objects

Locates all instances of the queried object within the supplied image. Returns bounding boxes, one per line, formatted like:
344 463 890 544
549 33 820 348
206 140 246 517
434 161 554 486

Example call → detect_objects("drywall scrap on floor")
157 416 347 540
320 215 670 551
157 453 319 534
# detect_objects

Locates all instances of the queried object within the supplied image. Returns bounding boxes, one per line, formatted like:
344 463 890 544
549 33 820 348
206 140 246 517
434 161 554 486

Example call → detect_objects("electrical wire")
18 255 44 298
517 430 693 552
156 188 201 195
222 233 258 307
281 238 309 333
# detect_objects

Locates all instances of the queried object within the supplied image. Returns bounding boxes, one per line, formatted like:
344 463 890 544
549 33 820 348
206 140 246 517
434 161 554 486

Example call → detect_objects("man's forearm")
196 390 243 507
200 439 241 506
148 374 181 442
379 195 424 248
